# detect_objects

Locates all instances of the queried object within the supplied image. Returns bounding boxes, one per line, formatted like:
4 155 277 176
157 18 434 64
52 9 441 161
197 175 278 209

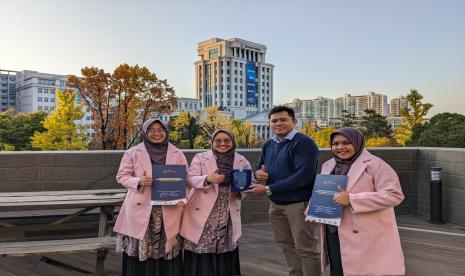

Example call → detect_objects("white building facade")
15 70 93 137
195 38 274 120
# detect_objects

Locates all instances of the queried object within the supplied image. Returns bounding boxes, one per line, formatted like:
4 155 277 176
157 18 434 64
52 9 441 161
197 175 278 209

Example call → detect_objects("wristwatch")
265 186 272 196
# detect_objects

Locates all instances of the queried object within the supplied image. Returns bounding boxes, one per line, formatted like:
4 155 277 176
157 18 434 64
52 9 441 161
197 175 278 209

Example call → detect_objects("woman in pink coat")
114 118 188 276
311 127 405 276
180 129 253 276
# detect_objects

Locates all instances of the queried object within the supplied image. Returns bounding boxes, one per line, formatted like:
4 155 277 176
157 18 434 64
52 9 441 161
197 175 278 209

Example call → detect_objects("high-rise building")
390 96 409 116
0 69 17 111
195 38 274 120
334 92 388 118
302 97 334 122
284 98 303 118
15 70 93 136
367 91 388 116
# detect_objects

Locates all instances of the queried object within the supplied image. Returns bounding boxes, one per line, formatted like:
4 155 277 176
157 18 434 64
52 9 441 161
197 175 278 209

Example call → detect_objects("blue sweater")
257 132 319 204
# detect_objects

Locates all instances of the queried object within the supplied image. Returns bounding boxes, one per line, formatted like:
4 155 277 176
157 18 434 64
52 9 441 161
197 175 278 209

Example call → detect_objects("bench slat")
0 189 126 197
0 237 116 257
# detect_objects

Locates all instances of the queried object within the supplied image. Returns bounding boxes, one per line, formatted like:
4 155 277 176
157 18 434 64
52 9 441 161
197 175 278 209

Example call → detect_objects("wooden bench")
0 189 126 276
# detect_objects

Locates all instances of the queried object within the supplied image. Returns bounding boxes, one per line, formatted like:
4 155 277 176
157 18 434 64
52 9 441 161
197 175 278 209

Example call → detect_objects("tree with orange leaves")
68 64 177 149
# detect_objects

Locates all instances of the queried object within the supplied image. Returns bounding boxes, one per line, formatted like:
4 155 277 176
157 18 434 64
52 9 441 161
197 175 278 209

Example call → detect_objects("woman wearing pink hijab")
309 127 405 276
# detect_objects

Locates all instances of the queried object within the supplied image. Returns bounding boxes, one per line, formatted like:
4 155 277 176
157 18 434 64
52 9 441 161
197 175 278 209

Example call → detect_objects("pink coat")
180 150 253 245
320 149 405 276
114 143 188 245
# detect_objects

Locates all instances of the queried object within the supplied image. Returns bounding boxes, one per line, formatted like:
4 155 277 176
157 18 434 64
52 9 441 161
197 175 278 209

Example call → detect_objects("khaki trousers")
269 201 321 276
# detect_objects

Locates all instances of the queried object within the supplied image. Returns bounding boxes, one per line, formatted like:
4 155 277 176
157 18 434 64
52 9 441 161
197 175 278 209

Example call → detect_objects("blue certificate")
230 169 252 192
151 165 187 205
306 174 348 226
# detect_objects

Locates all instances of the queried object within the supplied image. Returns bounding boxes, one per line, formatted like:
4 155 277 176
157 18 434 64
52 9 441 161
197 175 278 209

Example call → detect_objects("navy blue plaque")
230 169 252 192
151 165 187 205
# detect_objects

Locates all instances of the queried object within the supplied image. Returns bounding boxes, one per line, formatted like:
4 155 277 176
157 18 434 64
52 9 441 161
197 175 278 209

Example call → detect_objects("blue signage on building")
246 61 257 106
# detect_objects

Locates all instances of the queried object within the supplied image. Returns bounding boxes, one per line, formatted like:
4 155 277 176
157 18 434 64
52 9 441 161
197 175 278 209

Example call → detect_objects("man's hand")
247 183 267 196
139 171 152 186
206 169 225 184
255 165 269 183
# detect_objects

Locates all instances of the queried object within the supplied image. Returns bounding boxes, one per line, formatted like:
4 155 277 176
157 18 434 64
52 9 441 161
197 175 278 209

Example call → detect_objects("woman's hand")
139 171 152 186
333 185 350 207
206 169 225 184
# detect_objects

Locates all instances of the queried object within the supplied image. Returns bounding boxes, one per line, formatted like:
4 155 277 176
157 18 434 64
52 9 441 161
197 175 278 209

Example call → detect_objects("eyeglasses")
213 138 232 145
147 128 166 134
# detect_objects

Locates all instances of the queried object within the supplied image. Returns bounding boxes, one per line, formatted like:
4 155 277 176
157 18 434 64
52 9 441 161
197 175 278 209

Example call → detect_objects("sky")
1 0 464 115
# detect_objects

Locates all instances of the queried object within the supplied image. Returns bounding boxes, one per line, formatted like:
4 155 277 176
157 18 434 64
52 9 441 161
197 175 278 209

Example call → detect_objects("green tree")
407 113 465 147
0 109 47 150
32 90 88 150
396 89 433 145
341 110 356 127
230 119 261 148
360 109 393 139
169 111 202 149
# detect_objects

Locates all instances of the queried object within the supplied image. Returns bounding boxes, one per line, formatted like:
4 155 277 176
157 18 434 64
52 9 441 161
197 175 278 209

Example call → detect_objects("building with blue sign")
195 38 274 121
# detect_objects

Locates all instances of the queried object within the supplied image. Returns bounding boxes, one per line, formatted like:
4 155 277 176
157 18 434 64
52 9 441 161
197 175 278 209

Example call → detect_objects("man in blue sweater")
249 106 321 276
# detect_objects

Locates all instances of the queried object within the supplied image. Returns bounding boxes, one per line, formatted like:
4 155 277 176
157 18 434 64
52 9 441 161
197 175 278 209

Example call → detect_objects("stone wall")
1 148 464 226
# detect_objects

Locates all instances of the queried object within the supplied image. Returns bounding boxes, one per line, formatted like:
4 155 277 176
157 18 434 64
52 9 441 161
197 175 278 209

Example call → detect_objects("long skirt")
116 206 182 276
183 186 241 276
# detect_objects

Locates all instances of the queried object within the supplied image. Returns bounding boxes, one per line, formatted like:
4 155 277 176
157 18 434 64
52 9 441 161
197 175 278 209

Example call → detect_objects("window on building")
234 94 237 98
234 70 237 75
38 88 42 93
44 89 48 94
44 106 49 110
235 101 238 105
227 61 230 66
240 86 243 91
44 98 49 102
240 71 243 76
240 63 243 68
234 78 237 82
38 106 43 110
38 97 42 102
234 62 238 66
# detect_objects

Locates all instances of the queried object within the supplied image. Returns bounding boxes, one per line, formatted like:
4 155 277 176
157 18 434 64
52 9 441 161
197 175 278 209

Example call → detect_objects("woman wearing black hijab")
309 127 405 276
114 118 188 276
180 129 254 276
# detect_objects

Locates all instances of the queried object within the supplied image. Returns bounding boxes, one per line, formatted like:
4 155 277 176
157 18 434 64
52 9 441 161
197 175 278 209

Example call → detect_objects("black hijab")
211 129 236 187
142 118 169 165
329 127 365 175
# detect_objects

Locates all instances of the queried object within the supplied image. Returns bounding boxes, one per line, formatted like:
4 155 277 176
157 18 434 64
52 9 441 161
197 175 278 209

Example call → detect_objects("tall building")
390 96 409 116
334 92 388 118
302 96 334 122
195 38 274 120
284 98 303 118
367 91 388 116
0 69 17 111
15 70 93 136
